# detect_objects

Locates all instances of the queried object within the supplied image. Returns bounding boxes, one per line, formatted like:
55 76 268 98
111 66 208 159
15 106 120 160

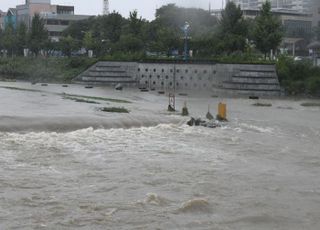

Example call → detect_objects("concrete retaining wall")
75 61 281 96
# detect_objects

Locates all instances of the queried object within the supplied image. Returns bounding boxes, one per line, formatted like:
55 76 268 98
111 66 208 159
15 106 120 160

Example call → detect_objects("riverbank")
0 57 97 83
0 81 319 132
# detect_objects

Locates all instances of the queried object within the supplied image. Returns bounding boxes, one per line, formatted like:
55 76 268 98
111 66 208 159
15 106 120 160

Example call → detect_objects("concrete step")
223 82 281 91
235 72 276 78
223 88 281 96
95 67 123 72
231 77 279 84
87 72 130 77
81 77 136 84
90 69 126 73
82 76 134 81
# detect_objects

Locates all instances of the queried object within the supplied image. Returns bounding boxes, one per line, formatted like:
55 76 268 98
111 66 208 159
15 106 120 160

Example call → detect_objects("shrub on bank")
276 55 320 96
0 57 97 83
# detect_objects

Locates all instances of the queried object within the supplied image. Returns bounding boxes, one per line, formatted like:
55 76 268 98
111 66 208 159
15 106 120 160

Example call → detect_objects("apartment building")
228 0 312 12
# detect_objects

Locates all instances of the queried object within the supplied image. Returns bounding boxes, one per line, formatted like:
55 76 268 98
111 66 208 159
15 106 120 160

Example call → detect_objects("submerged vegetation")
252 102 272 107
100 107 130 113
63 94 131 104
63 96 100 104
300 102 320 107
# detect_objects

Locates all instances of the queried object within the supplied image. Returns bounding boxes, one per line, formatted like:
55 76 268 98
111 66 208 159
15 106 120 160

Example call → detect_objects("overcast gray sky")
0 0 223 20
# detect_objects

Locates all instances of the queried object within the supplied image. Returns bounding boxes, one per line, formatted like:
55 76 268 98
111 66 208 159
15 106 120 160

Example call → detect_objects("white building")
228 0 312 12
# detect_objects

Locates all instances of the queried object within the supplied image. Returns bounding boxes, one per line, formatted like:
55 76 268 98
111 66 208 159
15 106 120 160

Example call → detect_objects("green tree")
16 23 28 56
28 14 48 55
2 22 17 57
128 10 144 36
217 2 248 54
93 12 124 43
115 34 144 53
83 31 95 51
253 1 283 58
59 35 79 57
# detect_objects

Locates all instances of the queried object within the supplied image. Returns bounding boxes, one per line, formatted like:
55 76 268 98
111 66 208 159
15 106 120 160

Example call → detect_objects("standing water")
0 82 320 229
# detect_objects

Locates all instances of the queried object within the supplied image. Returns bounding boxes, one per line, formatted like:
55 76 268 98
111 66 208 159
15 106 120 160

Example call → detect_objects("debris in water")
206 105 214 120
252 102 272 107
145 193 168 206
187 117 220 128
182 101 189 116
115 83 123 91
178 198 211 213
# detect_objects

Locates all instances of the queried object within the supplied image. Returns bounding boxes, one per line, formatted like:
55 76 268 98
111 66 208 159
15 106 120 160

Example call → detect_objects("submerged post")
217 103 227 121
168 93 176 112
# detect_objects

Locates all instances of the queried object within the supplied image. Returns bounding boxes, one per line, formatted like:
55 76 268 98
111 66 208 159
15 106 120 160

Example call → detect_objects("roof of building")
41 13 92 21
7 8 17 16
307 41 320 49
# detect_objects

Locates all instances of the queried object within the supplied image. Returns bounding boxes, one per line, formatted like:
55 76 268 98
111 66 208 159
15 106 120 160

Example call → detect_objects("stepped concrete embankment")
75 61 281 97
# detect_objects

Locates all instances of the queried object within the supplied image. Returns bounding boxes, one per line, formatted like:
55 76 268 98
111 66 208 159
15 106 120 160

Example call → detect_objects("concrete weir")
75 61 281 96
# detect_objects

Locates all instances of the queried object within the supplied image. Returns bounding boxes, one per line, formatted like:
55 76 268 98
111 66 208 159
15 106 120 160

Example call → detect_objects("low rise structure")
0 10 6 30
2 0 91 40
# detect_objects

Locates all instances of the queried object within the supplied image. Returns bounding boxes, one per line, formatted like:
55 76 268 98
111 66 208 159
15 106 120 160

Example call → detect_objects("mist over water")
0 82 320 229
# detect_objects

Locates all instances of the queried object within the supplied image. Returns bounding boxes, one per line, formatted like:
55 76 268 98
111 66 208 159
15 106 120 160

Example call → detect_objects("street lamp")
182 22 190 61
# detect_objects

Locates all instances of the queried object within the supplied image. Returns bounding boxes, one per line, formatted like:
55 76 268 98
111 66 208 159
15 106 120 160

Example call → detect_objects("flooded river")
0 82 320 229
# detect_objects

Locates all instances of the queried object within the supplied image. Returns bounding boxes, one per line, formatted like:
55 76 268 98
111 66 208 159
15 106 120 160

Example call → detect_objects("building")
4 8 18 29
3 0 91 41
228 0 312 12
0 10 6 30
212 7 313 55
311 0 320 27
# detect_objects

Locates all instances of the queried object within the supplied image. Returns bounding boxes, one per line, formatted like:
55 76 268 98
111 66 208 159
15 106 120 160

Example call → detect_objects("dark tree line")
0 14 49 56
0 2 297 59
60 2 285 58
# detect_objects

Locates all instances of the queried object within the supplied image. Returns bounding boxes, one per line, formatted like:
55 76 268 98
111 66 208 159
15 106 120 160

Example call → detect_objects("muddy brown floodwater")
0 82 320 229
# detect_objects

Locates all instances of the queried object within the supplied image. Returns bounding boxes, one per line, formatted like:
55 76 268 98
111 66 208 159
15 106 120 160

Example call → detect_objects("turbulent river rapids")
0 82 320 229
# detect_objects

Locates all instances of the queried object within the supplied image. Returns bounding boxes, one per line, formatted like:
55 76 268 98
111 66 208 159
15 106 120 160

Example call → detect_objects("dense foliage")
253 1 283 57
0 2 319 95
277 56 320 96
0 57 96 83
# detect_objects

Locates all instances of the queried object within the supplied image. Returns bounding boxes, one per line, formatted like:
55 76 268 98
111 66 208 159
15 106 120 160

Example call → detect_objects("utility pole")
103 0 109 15
182 22 190 62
